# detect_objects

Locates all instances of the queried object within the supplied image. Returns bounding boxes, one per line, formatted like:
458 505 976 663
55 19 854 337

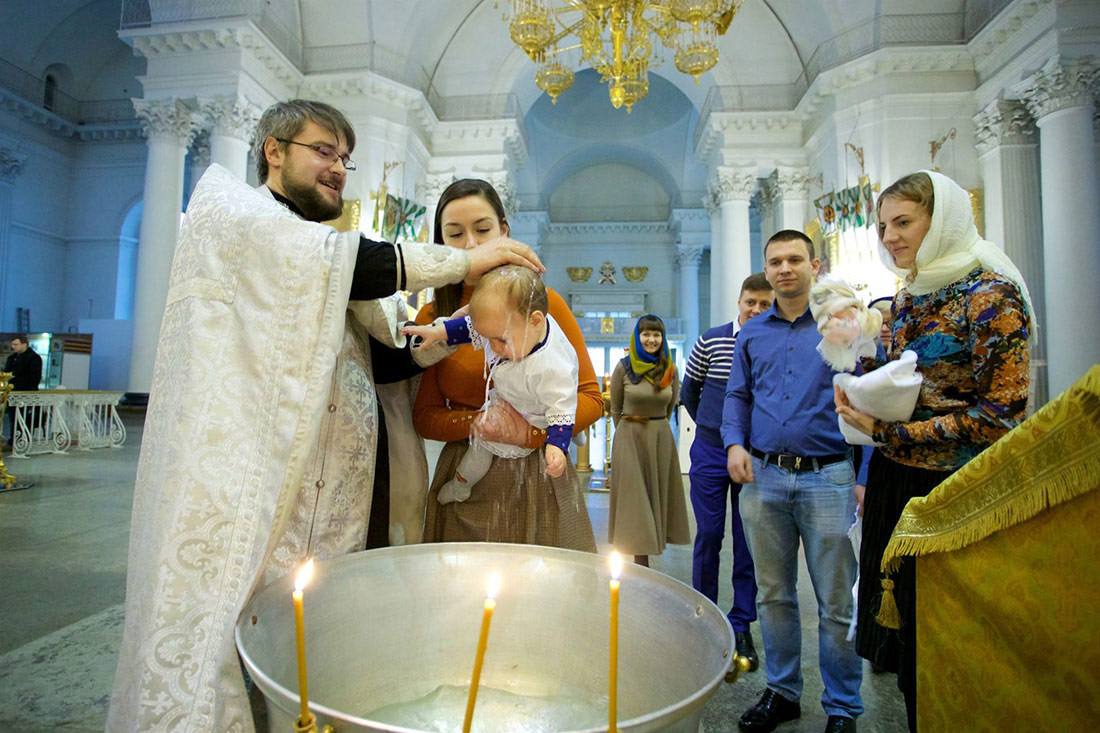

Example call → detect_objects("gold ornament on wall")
622 266 648 283
968 188 984 238
322 198 361 233
598 261 617 285
566 266 593 283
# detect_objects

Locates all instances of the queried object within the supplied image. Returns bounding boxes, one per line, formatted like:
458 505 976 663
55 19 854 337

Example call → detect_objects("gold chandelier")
502 0 739 112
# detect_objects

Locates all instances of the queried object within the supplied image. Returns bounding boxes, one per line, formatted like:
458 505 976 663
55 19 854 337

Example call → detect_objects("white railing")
7 391 126 458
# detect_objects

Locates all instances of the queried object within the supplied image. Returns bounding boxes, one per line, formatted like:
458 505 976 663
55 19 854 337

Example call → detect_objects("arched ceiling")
0 0 136 97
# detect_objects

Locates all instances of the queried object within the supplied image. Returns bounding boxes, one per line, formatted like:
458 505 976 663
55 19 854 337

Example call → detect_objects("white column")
201 96 261 182
709 168 755 323
1019 57 1100 397
129 98 199 394
974 98 1047 405
675 244 704 346
776 166 811 234
186 131 210 199
759 173 778 240
704 192 723 325
0 148 27 325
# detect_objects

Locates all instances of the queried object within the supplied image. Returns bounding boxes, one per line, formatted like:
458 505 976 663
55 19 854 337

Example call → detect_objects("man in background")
681 272 772 673
4 335 43 445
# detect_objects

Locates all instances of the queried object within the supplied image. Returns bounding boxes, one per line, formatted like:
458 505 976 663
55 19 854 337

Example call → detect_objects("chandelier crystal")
500 0 741 112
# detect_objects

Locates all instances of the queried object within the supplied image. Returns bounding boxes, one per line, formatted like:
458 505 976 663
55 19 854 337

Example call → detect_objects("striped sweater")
680 322 737 447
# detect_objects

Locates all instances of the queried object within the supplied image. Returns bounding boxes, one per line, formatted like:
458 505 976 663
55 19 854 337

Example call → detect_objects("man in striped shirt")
680 272 773 673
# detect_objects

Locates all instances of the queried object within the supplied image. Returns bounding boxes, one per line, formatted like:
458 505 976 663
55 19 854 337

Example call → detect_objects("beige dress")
607 360 691 555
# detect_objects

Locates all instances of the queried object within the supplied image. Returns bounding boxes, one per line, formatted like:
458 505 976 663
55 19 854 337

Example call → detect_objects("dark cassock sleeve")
351 237 424 383
369 335 424 384
350 236 406 301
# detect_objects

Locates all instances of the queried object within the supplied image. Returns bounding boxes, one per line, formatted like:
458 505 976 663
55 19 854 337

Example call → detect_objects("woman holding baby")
412 179 603 551
834 170 1032 731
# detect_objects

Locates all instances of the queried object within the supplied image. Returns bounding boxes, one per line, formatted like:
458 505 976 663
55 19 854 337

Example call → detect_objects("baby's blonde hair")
469 266 548 320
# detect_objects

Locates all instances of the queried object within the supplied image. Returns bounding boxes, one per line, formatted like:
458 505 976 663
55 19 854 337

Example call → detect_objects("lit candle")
609 550 622 733
462 572 501 733
292 558 315 728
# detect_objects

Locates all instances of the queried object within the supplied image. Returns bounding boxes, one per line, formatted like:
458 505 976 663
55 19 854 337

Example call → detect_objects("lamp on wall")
501 0 740 112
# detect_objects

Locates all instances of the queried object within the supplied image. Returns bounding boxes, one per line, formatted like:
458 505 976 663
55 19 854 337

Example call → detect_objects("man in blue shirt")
681 272 772 673
723 230 862 733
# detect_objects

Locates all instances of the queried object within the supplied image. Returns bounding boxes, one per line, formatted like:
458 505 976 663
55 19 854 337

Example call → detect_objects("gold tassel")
876 577 901 629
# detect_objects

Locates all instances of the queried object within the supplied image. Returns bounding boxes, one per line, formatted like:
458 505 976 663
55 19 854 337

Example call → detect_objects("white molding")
969 0 1057 81
10 220 66 242
548 221 670 235
122 20 303 92
0 86 77 137
796 46 976 120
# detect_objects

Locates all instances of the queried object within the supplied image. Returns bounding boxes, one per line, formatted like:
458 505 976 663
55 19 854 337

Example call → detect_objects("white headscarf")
876 169 1035 326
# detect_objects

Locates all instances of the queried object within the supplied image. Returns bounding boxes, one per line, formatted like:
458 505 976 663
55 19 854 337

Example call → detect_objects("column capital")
423 172 455 204
702 189 721 216
481 170 517 216
199 95 262 142
708 168 756 203
133 98 202 147
749 189 769 220
1017 56 1100 121
189 129 211 169
774 166 813 198
0 147 28 183
675 244 705 268
974 99 1037 155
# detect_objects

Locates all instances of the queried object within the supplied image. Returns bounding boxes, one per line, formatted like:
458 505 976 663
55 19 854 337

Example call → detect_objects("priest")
107 99 542 732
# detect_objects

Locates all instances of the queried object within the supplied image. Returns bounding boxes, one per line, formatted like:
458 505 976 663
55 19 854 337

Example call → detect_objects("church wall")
62 141 146 334
549 164 671 223
0 117 75 333
541 226 677 320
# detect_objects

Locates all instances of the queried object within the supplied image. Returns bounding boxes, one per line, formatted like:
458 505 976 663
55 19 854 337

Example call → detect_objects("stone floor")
0 412 908 732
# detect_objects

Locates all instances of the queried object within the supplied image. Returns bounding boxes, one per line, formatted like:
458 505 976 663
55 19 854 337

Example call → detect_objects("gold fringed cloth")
880 365 1100 731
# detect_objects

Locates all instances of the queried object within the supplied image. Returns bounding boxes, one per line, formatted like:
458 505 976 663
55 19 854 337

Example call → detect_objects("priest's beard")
283 171 343 222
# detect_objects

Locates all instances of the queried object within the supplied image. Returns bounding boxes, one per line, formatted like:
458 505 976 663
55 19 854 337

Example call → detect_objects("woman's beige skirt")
424 441 597 552
608 418 691 555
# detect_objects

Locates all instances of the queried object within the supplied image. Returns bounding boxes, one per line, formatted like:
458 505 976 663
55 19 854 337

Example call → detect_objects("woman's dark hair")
431 178 509 317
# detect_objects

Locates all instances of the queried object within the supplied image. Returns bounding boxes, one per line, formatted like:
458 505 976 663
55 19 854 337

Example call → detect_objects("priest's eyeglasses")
275 138 356 171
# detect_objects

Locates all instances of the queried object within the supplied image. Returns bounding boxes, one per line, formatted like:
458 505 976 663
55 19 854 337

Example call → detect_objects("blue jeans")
738 455 863 718
688 437 757 631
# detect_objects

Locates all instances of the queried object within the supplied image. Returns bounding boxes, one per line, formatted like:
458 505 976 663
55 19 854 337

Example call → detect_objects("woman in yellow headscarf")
607 315 691 567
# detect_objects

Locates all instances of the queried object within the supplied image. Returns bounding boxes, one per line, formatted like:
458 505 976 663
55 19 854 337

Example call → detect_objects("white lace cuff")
401 241 469 292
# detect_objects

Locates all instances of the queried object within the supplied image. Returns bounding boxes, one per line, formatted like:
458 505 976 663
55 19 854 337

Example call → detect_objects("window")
43 75 57 111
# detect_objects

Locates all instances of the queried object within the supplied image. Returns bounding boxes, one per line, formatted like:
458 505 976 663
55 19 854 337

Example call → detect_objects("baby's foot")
437 474 472 504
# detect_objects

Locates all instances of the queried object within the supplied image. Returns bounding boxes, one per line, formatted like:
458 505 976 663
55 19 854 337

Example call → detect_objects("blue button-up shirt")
721 303 850 456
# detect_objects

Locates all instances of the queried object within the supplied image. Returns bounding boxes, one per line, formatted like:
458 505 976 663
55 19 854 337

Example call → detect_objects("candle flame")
294 558 314 592
610 550 623 581
487 572 502 600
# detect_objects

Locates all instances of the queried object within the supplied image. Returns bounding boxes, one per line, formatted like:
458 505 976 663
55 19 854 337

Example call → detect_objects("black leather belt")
749 447 849 473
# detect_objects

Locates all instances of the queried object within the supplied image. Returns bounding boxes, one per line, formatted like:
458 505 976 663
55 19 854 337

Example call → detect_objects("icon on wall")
598 261 616 285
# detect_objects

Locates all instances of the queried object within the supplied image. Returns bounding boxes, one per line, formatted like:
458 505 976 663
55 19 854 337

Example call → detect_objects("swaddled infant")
809 275 883 372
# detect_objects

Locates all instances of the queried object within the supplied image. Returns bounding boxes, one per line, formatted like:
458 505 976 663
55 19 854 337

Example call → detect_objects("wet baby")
404 265 579 503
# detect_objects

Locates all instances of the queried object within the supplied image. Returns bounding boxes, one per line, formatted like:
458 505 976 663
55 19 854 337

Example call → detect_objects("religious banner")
380 193 426 242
